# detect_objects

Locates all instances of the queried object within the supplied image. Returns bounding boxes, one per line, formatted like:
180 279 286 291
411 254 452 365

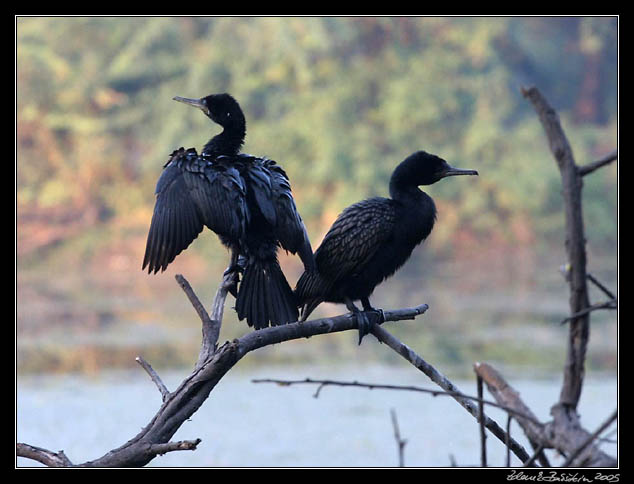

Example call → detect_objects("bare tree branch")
560 299 617 325
135 356 170 401
523 443 548 468
16 280 432 467
474 361 617 467
477 374 487 467
252 377 543 425
175 273 221 366
368 324 533 463
578 150 617 177
587 273 616 300
390 409 407 467
254 377 534 463
146 439 202 457
16 443 73 467
522 85 591 411
506 415 513 468
561 410 617 467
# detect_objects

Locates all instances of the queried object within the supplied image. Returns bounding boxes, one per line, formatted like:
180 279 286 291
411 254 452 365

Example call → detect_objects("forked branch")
17 275 432 467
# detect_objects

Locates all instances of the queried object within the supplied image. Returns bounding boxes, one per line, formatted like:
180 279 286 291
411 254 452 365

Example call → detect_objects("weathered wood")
17 284 432 467
474 362 617 467
522 85 591 410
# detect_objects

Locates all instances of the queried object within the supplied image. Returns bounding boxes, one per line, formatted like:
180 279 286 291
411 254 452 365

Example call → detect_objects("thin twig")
252 377 543 425
587 273 616 300
561 410 618 467
578 150 617 177
523 442 547 468
175 274 214 327
390 409 407 467
560 299 617 325
506 415 513 467
476 361 616 467
175 274 221 365
477 375 487 467
135 356 170 401
370 325 532 463
253 376 534 464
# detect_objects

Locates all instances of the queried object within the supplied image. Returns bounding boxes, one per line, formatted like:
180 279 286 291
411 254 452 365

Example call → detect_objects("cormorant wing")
264 159 315 271
241 156 277 227
142 148 247 274
315 198 396 283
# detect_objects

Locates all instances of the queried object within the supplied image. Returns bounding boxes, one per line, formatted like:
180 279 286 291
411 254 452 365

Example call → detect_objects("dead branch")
368 323 532 463
522 85 592 410
561 410 618 467
517 86 617 468
578 150 617 177
474 361 617 467
477 374 487 467
254 377 534 462
135 356 170 402
16 443 73 468
560 299 617 325
252 377 542 425
16 276 431 467
390 409 407 467
587 273 616 300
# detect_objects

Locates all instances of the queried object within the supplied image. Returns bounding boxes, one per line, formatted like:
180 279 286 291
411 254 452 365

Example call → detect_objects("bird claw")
357 312 370 345
223 260 245 277
357 309 384 345
223 264 243 298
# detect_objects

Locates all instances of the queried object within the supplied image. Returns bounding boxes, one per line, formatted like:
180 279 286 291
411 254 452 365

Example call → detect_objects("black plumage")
143 93 314 329
295 150 478 343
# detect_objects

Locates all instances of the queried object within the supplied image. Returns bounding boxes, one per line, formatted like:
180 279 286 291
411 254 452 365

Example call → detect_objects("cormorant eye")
226 112 231 117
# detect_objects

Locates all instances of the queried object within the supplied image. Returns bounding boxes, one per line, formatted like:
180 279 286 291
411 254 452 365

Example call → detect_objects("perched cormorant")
143 93 314 329
295 150 478 343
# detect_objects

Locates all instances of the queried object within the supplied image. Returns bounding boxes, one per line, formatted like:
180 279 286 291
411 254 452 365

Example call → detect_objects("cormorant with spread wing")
295 150 477 343
143 93 314 329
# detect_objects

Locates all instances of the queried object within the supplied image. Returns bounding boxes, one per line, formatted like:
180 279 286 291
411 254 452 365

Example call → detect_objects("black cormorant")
295 150 478 343
143 93 314 329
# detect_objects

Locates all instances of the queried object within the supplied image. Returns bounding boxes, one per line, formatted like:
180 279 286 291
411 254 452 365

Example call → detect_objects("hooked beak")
441 165 479 178
173 96 209 115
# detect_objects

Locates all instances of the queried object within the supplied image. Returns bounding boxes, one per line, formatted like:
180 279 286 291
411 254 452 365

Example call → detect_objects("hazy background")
16 16 618 467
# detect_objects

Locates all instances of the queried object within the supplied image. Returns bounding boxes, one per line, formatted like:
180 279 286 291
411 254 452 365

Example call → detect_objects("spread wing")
264 158 315 271
142 148 248 274
243 157 277 226
315 197 396 283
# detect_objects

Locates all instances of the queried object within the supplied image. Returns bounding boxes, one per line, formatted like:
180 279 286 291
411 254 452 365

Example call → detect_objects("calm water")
16 248 618 467
16 364 617 468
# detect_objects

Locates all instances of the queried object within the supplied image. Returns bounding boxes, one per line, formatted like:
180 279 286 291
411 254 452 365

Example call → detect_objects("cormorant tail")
236 257 299 329
294 270 327 322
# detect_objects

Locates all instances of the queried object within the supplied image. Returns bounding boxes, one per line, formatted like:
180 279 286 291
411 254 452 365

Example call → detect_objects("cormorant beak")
441 165 479 178
173 96 210 116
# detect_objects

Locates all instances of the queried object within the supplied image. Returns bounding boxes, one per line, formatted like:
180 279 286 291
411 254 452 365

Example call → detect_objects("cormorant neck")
202 122 246 156
389 161 423 202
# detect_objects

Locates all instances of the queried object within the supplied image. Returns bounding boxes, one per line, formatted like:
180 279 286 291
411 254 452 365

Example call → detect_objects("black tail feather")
294 269 328 321
236 258 299 329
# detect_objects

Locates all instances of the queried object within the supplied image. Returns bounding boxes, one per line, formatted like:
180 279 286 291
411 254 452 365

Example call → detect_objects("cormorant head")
173 93 246 131
389 150 477 199
402 150 479 186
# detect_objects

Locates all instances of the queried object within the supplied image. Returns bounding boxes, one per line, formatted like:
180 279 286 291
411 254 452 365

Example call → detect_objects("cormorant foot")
357 311 371 345
223 260 245 277
223 265 241 298
371 308 385 325
357 309 385 345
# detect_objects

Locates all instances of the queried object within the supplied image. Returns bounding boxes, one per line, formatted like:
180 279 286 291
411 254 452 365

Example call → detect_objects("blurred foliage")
17 17 618 268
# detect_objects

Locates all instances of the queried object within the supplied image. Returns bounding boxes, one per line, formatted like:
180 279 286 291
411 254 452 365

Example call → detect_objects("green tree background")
16 17 618 373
